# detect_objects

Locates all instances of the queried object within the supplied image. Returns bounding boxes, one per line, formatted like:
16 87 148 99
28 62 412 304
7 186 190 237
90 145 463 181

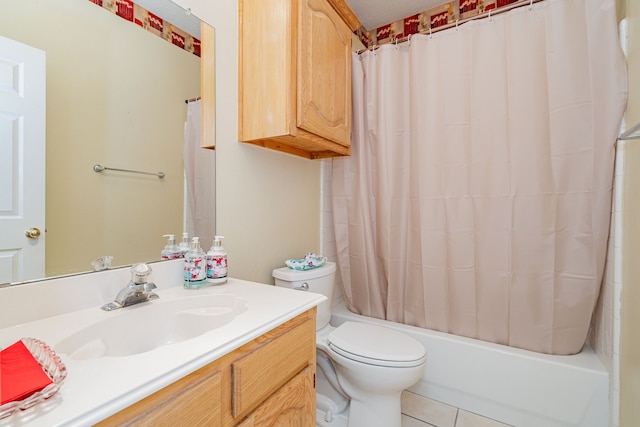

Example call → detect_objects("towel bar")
93 164 165 179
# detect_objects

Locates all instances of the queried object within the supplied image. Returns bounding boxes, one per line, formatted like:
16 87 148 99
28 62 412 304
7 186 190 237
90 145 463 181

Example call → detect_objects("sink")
54 294 248 360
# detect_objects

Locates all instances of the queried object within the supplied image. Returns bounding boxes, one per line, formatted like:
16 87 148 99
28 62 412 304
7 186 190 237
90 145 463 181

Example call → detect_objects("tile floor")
401 391 513 427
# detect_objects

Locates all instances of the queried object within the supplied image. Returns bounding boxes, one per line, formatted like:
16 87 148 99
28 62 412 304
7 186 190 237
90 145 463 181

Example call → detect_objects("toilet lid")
328 322 426 368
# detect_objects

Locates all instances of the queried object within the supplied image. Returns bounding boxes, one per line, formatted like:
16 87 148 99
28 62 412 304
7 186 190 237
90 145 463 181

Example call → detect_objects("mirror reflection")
0 0 211 286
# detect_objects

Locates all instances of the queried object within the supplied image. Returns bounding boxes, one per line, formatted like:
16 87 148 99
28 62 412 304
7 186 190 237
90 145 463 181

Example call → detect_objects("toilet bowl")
273 262 427 427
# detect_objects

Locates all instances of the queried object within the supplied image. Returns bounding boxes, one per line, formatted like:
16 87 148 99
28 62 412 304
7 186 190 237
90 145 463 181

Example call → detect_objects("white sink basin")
55 294 248 360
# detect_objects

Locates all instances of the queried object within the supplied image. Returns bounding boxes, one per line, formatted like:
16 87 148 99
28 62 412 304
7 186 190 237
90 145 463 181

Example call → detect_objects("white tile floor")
401 391 513 427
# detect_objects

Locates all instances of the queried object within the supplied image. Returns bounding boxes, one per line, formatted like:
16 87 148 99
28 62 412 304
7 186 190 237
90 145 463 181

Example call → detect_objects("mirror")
0 0 212 286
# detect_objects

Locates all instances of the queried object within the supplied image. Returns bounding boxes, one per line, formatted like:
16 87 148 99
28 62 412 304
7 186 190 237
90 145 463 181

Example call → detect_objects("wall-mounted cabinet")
239 0 361 159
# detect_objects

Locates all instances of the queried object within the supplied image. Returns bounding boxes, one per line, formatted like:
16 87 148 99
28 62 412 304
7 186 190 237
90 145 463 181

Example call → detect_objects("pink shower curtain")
332 0 627 355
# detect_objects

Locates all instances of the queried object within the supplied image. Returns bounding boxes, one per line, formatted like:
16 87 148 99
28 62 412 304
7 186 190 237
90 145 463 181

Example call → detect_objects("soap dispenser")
178 232 190 258
206 236 228 284
161 234 180 260
183 237 207 288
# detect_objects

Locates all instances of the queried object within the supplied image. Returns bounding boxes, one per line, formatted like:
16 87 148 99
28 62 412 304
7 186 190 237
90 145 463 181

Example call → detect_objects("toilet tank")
272 262 336 330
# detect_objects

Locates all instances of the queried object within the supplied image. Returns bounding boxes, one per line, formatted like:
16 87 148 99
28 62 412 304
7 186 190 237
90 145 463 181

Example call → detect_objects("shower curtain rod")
185 96 201 104
357 0 544 54
618 123 640 141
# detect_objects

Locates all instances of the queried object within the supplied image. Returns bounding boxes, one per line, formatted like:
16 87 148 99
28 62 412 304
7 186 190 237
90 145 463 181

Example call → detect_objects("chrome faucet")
101 263 159 311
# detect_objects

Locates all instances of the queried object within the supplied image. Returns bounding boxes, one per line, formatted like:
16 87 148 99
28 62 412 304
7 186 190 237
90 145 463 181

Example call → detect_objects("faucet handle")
130 262 152 284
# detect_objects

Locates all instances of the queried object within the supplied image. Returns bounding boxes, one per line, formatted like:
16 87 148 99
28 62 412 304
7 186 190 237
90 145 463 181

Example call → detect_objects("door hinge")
314 373 316 388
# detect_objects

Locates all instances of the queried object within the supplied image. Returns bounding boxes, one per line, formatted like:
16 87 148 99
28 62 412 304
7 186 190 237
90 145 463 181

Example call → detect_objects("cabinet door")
238 366 316 427
298 0 351 147
231 316 316 417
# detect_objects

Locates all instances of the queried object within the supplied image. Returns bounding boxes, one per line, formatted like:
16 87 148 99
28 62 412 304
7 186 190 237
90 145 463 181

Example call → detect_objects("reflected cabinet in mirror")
0 0 215 286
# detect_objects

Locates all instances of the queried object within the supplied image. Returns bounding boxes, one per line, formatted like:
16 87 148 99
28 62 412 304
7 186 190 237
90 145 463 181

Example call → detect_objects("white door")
0 35 46 283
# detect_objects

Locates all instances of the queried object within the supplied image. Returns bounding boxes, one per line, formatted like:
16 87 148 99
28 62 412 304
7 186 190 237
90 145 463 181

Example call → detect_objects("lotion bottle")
177 232 190 258
161 234 180 260
206 236 228 284
184 237 207 288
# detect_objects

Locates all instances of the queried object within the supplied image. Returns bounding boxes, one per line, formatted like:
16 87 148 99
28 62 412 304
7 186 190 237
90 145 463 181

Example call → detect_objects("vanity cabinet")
238 0 361 159
96 308 317 426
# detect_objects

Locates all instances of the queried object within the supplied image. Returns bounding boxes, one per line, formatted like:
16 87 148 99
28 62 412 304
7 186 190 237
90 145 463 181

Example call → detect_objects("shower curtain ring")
529 0 533 10
455 19 459 31
488 10 492 22
408 33 412 45
428 27 432 39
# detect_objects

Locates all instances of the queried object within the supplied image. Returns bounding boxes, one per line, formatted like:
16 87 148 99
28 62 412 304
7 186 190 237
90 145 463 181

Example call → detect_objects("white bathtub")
330 303 609 427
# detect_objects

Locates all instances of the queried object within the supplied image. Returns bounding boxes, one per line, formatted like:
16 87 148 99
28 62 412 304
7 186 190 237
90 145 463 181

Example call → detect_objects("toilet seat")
327 321 427 368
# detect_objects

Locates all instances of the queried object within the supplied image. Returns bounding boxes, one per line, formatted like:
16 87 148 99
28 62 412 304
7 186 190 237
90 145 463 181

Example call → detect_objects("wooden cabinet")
201 22 216 149
95 363 223 427
96 309 317 427
237 366 315 426
239 0 361 159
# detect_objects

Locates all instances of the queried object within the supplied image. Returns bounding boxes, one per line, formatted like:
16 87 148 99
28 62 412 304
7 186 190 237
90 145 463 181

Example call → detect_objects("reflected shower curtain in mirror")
183 99 216 248
332 0 627 355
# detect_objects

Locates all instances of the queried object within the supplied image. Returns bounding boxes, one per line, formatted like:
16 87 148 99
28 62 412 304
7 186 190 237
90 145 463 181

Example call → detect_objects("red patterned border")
357 0 522 48
88 0 201 57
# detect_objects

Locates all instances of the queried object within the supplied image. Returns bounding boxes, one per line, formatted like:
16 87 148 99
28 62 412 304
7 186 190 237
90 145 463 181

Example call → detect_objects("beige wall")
0 1 200 277
171 0 321 285
621 0 640 424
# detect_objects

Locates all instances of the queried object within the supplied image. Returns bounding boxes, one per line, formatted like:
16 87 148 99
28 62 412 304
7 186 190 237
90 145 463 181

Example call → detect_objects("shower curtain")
183 99 216 248
332 0 627 355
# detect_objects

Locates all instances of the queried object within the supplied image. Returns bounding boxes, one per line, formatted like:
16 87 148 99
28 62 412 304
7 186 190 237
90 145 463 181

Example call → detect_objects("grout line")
453 408 459 427
402 413 439 427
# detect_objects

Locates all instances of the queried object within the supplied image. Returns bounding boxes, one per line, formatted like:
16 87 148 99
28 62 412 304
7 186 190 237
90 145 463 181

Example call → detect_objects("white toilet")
273 262 426 427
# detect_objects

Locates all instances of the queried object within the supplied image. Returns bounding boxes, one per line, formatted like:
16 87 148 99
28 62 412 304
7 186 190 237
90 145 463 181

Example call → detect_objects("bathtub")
330 302 608 427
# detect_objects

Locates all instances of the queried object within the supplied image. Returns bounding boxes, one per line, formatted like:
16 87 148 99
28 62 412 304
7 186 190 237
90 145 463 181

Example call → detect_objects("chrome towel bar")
93 164 165 179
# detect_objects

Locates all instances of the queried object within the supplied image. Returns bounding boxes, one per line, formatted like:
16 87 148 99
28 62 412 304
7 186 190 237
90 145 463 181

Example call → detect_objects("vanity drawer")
231 315 315 417
96 363 222 427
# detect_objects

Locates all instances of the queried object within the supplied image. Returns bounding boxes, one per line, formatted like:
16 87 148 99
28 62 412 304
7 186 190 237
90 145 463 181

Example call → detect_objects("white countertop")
0 276 325 426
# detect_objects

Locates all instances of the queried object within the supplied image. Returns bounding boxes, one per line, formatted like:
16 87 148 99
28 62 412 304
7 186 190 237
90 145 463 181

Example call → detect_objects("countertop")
0 277 325 426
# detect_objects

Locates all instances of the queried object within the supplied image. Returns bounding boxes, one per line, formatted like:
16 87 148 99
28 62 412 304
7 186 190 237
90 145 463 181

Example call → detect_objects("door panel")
0 35 46 283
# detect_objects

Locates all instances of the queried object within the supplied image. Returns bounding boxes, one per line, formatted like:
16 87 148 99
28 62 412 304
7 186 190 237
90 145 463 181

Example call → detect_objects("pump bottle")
161 234 180 259
206 236 228 284
184 237 207 288
177 232 190 258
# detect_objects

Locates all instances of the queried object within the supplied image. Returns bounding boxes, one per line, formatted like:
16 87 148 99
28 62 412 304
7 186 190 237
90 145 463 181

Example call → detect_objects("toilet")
273 262 426 427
